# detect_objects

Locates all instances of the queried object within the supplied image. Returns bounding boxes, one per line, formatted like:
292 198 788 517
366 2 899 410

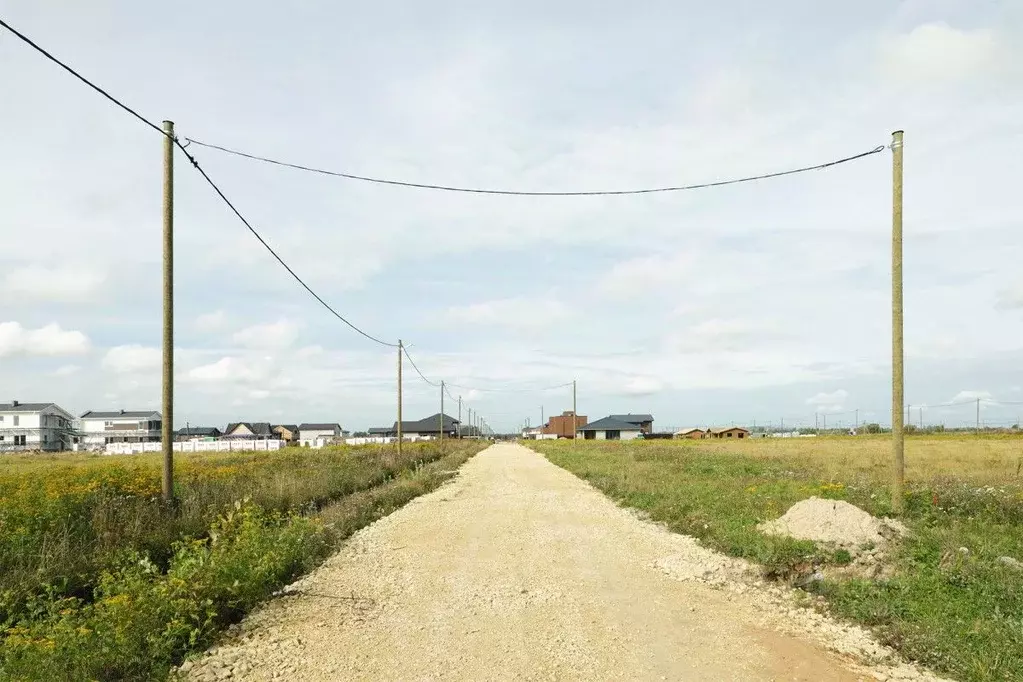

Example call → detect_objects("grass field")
0 441 485 680
532 435 1023 682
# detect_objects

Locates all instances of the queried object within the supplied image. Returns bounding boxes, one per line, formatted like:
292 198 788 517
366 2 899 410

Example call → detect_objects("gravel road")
178 444 950 681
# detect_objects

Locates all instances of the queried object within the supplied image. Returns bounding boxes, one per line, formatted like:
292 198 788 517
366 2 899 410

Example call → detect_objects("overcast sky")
2 0 1023 432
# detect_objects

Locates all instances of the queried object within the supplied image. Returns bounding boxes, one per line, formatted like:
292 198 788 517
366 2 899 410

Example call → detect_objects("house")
298 423 342 447
609 413 654 434
273 424 299 445
542 411 588 439
223 422 274 440
174 426 222 441
80 409 162 449
577 416 645 441
371 414 461 439
0 401 77 451
675 427 706 439
708 427 750 439
521 425 543 440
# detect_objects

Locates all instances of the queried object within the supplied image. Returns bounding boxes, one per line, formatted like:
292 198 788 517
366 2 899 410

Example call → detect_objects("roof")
578 416 644 432
367 427 393 435
224 422 273 436
395 413 460 433
175 426 221 436
709 426 750 434
298 423 341 431
675 427 706 434
273 424 299 433
609 413 654 423
80 410 161 419
0 402 61 413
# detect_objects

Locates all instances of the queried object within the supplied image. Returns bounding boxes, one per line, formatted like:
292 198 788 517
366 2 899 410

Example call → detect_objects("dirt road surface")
180 444 948 682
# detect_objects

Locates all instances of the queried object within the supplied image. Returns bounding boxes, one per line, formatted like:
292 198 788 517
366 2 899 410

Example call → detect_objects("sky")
2 0 1023 433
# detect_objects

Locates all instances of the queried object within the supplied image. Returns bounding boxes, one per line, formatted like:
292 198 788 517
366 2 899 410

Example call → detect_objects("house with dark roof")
273 424 300 444
80 409 162 449
577 416 645 441
223 422 274 440
0 401 76 451
175 426 222 441
369 413 461 439
298 423 342 446
608 413 654 434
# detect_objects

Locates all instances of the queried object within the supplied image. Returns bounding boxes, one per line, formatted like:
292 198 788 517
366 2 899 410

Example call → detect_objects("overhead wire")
0 17 399 349
182 137 886 197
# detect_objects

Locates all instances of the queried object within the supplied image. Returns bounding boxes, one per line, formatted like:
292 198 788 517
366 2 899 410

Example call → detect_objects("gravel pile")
759 496 906 549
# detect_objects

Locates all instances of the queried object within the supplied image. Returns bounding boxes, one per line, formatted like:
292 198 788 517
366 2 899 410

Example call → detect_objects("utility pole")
920 406 923 429
976 397 981 434
823 414 826 432
891 129 905 513
440 381 445 441
541 405 544 429
855 409 859 430
397 340 403 456
457 396 462 438
161 120 174 504
815 412 819 434
572 380 577 442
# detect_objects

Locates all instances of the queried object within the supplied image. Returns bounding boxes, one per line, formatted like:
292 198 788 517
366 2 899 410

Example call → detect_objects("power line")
445 381 574 393
183 137 887 197
0 16 398 349
401 345 441 386
175 141 399 348
0 17 166 137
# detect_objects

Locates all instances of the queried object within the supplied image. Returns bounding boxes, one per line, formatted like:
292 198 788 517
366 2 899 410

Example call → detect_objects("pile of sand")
759 497 905 549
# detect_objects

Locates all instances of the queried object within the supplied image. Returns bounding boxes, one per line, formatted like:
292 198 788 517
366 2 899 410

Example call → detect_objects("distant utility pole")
976 397 981 434
919 406 923 429
572 380 578 442
855 409 859 430
541 405 544 428
823 414 826 432
815 413 819 434
397 339 403 456
457 396 462 438
161 120 174 504
891 129 906 513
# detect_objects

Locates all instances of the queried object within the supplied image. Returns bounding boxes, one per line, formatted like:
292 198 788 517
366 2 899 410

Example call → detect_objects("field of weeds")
532 435 1023 682
0 441 484 680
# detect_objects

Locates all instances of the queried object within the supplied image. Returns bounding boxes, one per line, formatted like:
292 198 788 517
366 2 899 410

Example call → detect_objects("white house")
0 401 76 451
298 422 342 447
576 416 645 441
79 409 162 450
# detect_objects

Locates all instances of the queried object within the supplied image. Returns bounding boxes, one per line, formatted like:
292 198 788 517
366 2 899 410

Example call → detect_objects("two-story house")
298 423 342 447
0 401 76 451
79 409 162 449
223 422 275 440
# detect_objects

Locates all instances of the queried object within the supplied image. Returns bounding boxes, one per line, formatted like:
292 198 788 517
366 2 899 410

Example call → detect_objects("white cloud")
185 356 270 384
880 23 1005 84
101 345 161 373
665 318 786 354
2 265 105 302
51 364 81 377
950 389 991 403
194 310 228 332
995 284 1023 310
806 389 849 413
446 297 569 328
599 253 696 300
622 376 663 396
0 322 90 357
231 319 298 349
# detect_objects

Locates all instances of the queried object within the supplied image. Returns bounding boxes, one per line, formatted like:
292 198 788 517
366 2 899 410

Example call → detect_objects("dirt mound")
759 497 905 550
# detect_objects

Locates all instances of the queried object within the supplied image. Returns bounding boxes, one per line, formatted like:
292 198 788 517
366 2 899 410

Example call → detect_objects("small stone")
958 547 970 555
179 661 194 673
997 555 1023 570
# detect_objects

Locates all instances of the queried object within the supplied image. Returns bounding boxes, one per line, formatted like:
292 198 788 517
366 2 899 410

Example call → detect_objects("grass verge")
0 443 482 681
531 437 1023 682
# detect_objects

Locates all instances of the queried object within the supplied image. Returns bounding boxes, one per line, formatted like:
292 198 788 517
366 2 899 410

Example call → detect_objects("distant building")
174 426 222 441
223 422 274 440
707 427 750 439
80 409 162 449
675 427 706 439
273 424 299 444
298 423 342 447
608 414 654 434
577 416 645 441
543 411 587 439
0 401 76 451
371 414 461 439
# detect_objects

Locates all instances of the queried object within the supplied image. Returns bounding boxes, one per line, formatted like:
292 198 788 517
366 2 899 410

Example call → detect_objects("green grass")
0 442 483 680
531 438 1023 682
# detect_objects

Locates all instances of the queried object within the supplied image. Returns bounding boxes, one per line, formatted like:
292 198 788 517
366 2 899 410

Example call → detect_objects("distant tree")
864 423 883 434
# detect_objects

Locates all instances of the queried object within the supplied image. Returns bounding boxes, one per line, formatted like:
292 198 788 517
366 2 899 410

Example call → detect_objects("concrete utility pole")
572 380 578 442
891 129 905 513
457 396 462 438
397 340 403 456
440 381 445 441
161 120 174 504
855 409 859 430
823 414 826 432
976 397 981 434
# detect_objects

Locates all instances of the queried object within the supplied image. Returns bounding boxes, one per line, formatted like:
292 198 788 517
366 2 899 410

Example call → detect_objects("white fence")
104 439 285 455
343 435 435 446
